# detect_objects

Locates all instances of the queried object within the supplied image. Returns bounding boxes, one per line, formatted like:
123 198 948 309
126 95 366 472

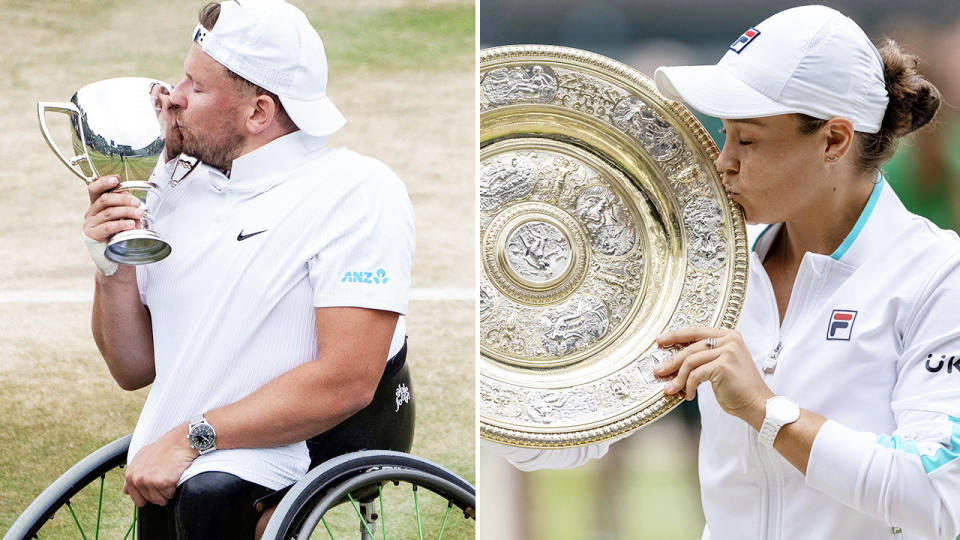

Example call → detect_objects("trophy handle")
37 101 95 184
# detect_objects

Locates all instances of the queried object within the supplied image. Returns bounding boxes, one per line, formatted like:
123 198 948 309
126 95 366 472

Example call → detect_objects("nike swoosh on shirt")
237 229 268 241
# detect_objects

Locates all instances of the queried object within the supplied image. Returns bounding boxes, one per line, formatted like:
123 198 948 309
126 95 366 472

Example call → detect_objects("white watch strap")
758 396 800 447
758 419 782 447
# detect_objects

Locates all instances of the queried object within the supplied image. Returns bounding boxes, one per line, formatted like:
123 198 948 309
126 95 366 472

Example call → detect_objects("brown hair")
198 3 298 133
797 38 941 172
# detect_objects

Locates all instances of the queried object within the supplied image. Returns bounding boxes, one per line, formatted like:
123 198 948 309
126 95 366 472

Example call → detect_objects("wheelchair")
4 346 476 539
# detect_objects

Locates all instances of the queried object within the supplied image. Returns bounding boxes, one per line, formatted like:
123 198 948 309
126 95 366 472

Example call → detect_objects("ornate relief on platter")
480 148 645 367
480 45 747 448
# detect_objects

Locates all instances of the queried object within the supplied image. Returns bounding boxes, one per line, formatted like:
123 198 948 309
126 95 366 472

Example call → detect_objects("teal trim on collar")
830 175 884 261
875 416 960 474
751 224 774 252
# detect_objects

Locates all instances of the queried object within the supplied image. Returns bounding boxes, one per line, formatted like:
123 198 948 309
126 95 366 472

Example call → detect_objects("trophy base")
105 229 172 265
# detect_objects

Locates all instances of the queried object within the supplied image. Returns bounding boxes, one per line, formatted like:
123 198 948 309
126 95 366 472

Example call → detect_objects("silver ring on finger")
707 337 716 349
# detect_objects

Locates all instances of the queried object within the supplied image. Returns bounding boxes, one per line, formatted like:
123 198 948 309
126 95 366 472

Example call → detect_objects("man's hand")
84 175 143 243
150 83 183 159
123 424 198 507
655 327 774 429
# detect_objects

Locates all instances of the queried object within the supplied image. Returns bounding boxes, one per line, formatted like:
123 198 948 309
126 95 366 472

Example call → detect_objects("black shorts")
138 471 276 540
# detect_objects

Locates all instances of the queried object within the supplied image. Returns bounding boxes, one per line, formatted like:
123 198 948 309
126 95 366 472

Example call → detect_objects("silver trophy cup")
38 77 172 265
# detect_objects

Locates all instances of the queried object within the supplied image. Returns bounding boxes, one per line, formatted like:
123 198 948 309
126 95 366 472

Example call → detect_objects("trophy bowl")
38 77 172 265
479 45 749 449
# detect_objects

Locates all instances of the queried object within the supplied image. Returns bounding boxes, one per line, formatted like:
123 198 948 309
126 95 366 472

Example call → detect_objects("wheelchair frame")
4 434 475 539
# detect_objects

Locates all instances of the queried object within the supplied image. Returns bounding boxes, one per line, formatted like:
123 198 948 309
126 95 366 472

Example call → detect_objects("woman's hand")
654 327 774 429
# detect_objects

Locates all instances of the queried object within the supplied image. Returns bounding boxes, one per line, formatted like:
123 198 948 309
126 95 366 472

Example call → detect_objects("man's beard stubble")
174 112 245 172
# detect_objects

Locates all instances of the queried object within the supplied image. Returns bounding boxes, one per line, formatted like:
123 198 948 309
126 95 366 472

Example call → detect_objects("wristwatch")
758 396 800 447
187 414 217 455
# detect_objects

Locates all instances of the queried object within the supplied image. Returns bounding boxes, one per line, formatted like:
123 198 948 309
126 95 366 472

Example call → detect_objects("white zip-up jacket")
493 178 960 540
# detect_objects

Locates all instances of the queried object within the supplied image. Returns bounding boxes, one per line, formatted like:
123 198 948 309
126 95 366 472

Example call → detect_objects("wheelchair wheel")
4 434 137 540
263 450 475 539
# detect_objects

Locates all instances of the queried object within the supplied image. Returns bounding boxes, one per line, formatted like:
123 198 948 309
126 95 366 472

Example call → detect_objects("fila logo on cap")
826 309 857 341
729 27 761 54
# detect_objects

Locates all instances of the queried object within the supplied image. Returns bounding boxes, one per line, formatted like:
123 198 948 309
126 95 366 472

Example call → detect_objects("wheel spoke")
65 501 89 540
286 459 474 539
379 484 386 540
413 485 423 540
437 500 453 540
95 474 104 540
347 493 377 538
122 505 136 540
322 517 335 539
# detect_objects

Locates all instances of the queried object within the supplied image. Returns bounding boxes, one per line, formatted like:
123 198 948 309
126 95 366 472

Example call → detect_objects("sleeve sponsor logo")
925 354 960 374
340 268 389 285
826 309 857 341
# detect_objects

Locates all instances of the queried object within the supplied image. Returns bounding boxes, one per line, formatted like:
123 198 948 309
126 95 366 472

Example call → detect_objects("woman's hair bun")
879 38 941 138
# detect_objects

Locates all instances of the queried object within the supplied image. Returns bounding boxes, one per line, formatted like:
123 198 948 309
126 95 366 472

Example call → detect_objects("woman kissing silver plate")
479 45 748 448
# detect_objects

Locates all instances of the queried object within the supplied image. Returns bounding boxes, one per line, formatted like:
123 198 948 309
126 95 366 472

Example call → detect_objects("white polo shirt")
129 131 415 490
698 178 960 540
494 178 960 539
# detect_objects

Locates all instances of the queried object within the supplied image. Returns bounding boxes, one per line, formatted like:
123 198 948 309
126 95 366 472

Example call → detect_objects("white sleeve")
481 437 618 471
806 258 960 539
136 265 148 305
307 162 414 315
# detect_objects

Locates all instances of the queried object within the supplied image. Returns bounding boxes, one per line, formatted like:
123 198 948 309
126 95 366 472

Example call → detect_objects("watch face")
190 423 216 450
768 397 800 423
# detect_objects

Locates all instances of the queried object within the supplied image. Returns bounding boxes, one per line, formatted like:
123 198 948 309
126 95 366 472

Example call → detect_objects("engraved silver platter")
479 45 748 448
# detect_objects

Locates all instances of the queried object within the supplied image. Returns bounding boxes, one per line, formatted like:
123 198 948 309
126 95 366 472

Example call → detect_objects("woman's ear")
822 117 855 164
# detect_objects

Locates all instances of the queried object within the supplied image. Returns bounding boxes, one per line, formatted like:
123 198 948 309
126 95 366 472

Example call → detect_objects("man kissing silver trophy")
38 77 172 264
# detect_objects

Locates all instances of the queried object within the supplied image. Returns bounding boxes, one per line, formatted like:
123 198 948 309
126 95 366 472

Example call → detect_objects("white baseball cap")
191 0 346 137
654 5 888 133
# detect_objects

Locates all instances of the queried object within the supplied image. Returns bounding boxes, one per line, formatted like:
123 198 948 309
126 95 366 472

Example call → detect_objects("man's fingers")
85 202 144 229
86 220 137 243
126 474 172 507
83 191 144 242
87 175 121 203
656 326 725 347
86 192 142 219
159 484 177 501
124 479 148 508
143 484 170 507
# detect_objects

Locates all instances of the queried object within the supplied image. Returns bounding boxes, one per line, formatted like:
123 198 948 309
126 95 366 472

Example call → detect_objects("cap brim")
654 64 795 120
280 94 346 137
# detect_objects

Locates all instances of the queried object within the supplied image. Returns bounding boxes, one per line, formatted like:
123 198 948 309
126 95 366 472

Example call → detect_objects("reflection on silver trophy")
38 77 172 264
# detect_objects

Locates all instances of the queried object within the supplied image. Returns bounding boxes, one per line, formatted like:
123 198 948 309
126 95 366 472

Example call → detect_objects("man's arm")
209 307 397 448
122 306 398 507
86 175 156 390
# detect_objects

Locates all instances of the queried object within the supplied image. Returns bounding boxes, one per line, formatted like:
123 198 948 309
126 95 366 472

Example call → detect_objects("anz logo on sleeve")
341 268 389 285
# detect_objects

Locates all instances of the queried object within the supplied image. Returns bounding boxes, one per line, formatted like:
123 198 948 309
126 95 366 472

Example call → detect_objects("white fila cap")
654 5 889 133
192 0 346 137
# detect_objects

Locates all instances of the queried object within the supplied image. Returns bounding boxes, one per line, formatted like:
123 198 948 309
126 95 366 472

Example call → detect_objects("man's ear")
246 94 278 135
